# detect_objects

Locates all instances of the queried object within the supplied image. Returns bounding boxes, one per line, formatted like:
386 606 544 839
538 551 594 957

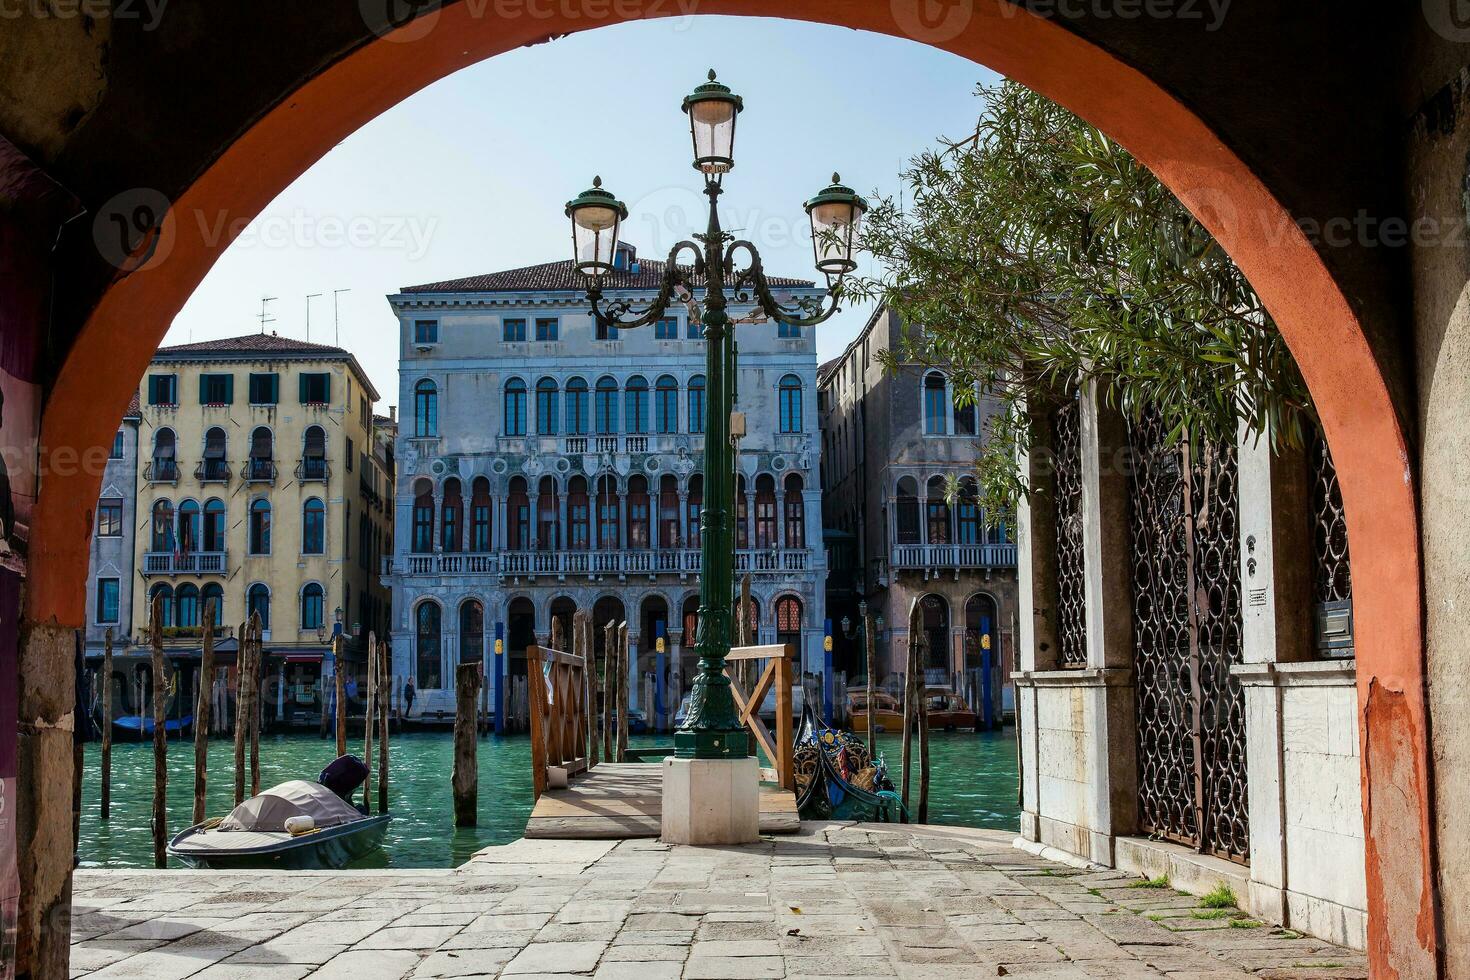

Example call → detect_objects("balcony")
244 458 276 484
295 457 331 483
144 459 180 484
194 459 231 484
564 436 589 454
385 547 813 579
891 542 1018 571
142 550 229 577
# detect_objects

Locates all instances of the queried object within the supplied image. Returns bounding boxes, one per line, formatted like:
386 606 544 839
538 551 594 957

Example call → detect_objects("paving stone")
782 954 896 975
683 954 785 979
624 913 700 932
591 962 682 980
189 963 315 980
601 943 687 961
690 939 781 957
227 942 348 965
410 947 517 977
502 941 608 974
353 925 465 950
312 949 425 979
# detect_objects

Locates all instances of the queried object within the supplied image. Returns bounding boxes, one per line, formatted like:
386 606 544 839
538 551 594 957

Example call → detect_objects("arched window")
201 583 224 626
687 475 704 548
248 426 274 481
412 478 433 553
687 375 706 432
595 376 619 434
470 477 492 552
248 498 272 554
965 593 998 672
778 374 803 433
926 476 951 544
503 378 527 436
152 428 177 481
569 476 590 550
537 477 559 550
659 475 679 548
303 497 325 554
416 601 442 689
247 583 270 630
597 475 620 549
565 377 589 435
735 475 749 550
414 379 438 437
783 474 805 549
776 596 802 650
536 377 559 436
923 372 948 435
922 594 950 670
627 475 650 549
896 476 920 544
301 583 325 631
302 424 327 479
957 479 980 544
459 600 484 665
754 474 777 549
955 386 977 436
202 426 227 481
507 476 530 550
203 498 226 552
177 499 200 553
625 375 650 434
150 499 176 553
655 375 679 434
176 584 200 629
441 477 462 552
149 583 176 629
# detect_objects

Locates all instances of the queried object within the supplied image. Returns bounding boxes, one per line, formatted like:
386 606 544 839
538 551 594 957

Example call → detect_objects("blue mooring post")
980 615 995 730
493 622 506 735
823 618 834 723
654 620 667 732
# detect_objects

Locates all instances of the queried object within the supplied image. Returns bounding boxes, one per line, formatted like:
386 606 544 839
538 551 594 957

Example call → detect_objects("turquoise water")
79 728 1018 869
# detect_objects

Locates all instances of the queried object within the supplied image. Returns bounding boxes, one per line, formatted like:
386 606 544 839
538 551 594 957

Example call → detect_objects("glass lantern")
805 173 868 285
565 177 628 277
682 70 743 175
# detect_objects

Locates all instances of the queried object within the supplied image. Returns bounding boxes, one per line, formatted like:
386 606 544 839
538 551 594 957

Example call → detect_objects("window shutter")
299 373 309 403
224 374 234 404
199 374 209 404
269 373 279 403
148 376 158 404
321 374 331 404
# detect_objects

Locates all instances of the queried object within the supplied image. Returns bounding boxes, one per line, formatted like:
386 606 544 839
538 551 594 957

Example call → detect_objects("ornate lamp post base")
673 728 751 759
660 756 760 845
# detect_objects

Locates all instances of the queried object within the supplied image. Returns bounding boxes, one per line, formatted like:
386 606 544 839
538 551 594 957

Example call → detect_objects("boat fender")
284 815 316 836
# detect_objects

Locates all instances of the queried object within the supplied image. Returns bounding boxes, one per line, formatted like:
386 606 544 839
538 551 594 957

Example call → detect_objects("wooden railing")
724 643 795 791
527 643 591 799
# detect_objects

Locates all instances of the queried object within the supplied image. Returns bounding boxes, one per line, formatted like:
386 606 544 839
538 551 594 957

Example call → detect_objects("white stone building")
382 243 827 722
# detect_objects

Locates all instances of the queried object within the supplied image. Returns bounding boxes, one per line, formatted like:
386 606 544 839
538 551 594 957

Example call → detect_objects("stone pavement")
69 823 1367 980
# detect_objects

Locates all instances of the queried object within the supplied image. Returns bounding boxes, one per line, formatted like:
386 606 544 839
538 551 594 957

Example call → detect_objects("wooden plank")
527 645 549 799
726 644 789 662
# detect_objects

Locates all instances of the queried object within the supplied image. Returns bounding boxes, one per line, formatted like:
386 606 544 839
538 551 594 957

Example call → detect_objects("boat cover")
219 780 364 833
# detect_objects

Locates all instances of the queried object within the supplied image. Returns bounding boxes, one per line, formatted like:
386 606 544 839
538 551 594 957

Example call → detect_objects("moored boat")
793 704 904 822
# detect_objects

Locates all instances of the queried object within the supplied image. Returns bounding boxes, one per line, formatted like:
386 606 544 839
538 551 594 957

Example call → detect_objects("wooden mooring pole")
249 614 263 797
233 620 248 805
149 594 167 868
864 609 877 750
602 620 615 762
617 622 630 762
453 661 481 826
192 603 216 825
901 596 920 820
580 612 598 768
379 641 390 813
334 633 347 758
916 629 931 825
100 627 113 821
363 632 377 813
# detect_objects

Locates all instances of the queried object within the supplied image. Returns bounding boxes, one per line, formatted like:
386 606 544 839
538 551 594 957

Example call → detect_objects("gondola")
108 714 192 737
167 756 390 870
793 703 905 822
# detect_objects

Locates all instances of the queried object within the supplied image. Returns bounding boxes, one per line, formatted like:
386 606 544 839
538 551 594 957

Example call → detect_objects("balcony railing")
625 435 649 453
194 459 231 484
245 458 276 483
892 542 1018 570
295 457 331 482
565 436 589 454
142 550 229 576
594 435 619 454
386 547 813 579
144 459 179 484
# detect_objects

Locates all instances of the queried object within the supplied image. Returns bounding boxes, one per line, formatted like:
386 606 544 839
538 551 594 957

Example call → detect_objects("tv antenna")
333 288 351 345
258 296 278 334
305 293 323 342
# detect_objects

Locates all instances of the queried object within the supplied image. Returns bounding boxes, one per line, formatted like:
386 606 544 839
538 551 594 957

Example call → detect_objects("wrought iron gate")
1128 413 1250 863
1052 399 1088 668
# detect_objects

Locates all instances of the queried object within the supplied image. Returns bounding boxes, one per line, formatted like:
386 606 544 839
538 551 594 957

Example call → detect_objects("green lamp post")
565 70 866 760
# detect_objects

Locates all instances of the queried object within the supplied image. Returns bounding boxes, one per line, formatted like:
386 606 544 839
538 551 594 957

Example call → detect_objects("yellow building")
130 333 392 724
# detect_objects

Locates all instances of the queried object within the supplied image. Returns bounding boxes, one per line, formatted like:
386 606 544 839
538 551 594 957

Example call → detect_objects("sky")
168 16 1002 411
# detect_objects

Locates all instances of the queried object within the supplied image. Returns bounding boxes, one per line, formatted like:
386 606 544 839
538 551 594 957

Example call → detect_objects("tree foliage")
847 81 1312 519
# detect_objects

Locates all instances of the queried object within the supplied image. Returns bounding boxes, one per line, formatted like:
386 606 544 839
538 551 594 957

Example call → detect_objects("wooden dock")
524 763 800 839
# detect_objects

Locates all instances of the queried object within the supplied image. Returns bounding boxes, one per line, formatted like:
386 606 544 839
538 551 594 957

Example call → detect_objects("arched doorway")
920 594 950 673
10 6 1436 972
549 596 577 648
459 599 484 665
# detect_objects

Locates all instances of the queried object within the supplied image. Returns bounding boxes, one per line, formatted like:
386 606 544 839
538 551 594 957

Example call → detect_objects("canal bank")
78 730 1021 869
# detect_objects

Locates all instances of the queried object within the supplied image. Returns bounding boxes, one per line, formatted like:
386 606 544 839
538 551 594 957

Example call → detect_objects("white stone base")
660 756 760 845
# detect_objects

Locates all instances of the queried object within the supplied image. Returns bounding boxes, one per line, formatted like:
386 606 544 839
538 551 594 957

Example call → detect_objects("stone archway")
8 4 1434 975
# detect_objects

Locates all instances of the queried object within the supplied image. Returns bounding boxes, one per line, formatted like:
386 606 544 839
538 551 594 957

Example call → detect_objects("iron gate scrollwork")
1052 398 1088 668
1128 412 1250 864
1310 431 1354 657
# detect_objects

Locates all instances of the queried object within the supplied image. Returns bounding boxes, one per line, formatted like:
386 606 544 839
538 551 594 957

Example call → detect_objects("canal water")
78 728 1019 869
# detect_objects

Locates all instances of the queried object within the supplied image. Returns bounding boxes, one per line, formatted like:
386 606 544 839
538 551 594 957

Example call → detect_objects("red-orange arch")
32 2 1432 974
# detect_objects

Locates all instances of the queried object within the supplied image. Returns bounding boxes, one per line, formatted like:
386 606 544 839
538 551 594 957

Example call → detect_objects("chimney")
389 405 397 424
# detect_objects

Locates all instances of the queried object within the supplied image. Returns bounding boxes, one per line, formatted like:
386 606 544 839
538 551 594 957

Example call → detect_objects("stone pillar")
558 492 569 553
496 492 508 551
677 492 689 551
432 485 443 553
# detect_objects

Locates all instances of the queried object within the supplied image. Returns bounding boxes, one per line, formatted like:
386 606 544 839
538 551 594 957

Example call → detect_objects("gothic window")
503 378 527 436
655 375 679 434
783 474 805 549
536 378 559 436
414 380 438 437
778 374 803 433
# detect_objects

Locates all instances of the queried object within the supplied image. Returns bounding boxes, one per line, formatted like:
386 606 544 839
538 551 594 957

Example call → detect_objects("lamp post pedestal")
660 755 760 845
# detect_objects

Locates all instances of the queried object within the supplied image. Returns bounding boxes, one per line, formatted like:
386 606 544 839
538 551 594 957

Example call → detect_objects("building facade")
818 304 1019 723
84 394 142 659
383 244 827 721
123 333 393 725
